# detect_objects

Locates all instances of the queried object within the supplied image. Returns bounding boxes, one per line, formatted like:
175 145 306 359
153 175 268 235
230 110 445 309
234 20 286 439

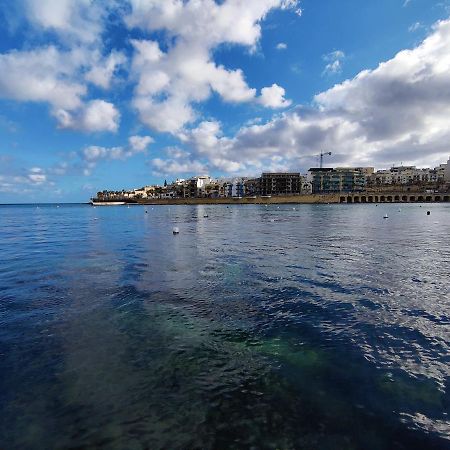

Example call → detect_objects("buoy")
145 210 148 214
427 211 431 215
383 214 389 219
203 214 208 218
292 207 296 210
173 227 180 234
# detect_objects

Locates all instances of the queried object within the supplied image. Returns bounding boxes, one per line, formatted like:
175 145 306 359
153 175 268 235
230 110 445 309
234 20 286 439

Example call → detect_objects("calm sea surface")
0 203 449 449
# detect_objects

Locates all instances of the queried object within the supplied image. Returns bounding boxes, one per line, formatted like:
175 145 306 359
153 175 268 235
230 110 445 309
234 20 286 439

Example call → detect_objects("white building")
444 157 450 182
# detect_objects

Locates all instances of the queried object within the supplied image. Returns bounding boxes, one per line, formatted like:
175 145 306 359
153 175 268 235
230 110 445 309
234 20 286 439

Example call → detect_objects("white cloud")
80 134 153 175
85 51 127 89
128 135 154 152
164 19 450 174
0 46 86 110
126 0 300 133
151 157 208 176
56 100 120 133
23 0 105 44
409 22 423 33
276 42 288 50
0 165 50 192
0 1 124 133
1 1 301 136
259 84 292 108
322 50 345 75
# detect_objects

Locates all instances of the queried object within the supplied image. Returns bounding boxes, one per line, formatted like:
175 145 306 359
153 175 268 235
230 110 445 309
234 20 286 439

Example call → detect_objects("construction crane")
316 151 332 169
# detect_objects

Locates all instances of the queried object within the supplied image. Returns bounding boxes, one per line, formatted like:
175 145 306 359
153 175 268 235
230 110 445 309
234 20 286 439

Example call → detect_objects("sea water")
0 203 449 449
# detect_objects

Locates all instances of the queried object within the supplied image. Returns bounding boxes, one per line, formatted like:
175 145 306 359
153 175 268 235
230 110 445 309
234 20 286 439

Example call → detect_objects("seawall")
137 194 343 205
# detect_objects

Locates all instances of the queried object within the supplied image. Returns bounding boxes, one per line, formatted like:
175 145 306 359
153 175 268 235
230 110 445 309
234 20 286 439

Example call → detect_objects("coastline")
126 192 450 205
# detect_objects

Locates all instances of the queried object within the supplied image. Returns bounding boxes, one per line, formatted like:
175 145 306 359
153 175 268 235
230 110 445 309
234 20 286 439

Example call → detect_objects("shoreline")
127 192 450 205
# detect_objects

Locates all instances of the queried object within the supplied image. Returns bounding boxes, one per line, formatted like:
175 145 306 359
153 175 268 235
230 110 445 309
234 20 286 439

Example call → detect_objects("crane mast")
319 151 332 169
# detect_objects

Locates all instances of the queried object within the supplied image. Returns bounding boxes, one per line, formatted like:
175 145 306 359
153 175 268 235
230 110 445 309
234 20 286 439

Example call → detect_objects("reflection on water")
0 203 449 449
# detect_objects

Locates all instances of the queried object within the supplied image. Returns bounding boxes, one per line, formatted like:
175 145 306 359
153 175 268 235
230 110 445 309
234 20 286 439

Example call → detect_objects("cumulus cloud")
276 42 288 50
0 46 86 110
80 135 153 175
23 0 106 44
85 51 127 89
170 20 450 174
0 164 51 193
55 100 121 133
126 0 300 133
151 156 208 176
0 0 301 136
0 1 125 133
129 135 154 152
259 84 292 108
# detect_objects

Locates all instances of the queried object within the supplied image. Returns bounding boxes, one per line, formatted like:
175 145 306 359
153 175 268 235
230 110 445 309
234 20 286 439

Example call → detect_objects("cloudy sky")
1 0 450 202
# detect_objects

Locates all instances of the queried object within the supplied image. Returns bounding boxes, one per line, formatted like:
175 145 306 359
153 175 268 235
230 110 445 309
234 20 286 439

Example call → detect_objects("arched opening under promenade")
354 196 360 203
426 196 432 202
394 195 400 202
347 196 353 203
387 196 393 202
380 196 386 202
340 196 346 203
444 196 449 202
375 196 379 202
418 196 424 202
402 196 408 202
368 196 374 203
361 196 367 203
435 196 441 202
410 196 416 202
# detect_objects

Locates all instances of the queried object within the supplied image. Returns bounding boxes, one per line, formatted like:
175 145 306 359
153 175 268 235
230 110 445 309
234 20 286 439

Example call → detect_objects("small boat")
90 201 126 206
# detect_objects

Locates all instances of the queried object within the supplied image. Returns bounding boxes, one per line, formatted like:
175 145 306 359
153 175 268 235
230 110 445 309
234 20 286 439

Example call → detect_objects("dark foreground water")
0 203 449 450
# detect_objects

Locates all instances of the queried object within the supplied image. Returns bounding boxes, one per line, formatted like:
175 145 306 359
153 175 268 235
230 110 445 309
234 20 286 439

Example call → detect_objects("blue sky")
1 0 450 202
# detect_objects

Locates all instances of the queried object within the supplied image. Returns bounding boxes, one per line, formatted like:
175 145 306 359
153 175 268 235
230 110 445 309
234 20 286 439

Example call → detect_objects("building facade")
309 168 366 194
260 173 302 196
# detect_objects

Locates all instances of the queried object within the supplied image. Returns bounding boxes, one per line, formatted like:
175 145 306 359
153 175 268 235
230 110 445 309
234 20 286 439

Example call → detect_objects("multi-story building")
309 168 366 194
445 157 450 182
368 164 446 186
244 178 261 196
260 173 302 196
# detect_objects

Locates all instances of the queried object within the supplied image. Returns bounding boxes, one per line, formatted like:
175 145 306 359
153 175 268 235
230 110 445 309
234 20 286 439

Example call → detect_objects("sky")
1 0 450 202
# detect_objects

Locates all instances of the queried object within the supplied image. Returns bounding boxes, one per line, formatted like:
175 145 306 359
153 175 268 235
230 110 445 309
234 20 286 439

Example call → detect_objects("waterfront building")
244 178 261 196
309 168 366 194
368 165 444 186
301 176 312 194
133 188 148 199
261 173 302 196
445 157 450 182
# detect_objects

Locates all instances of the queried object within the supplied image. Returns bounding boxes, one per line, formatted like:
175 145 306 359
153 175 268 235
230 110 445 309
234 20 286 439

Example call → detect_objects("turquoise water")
0 203 449 449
